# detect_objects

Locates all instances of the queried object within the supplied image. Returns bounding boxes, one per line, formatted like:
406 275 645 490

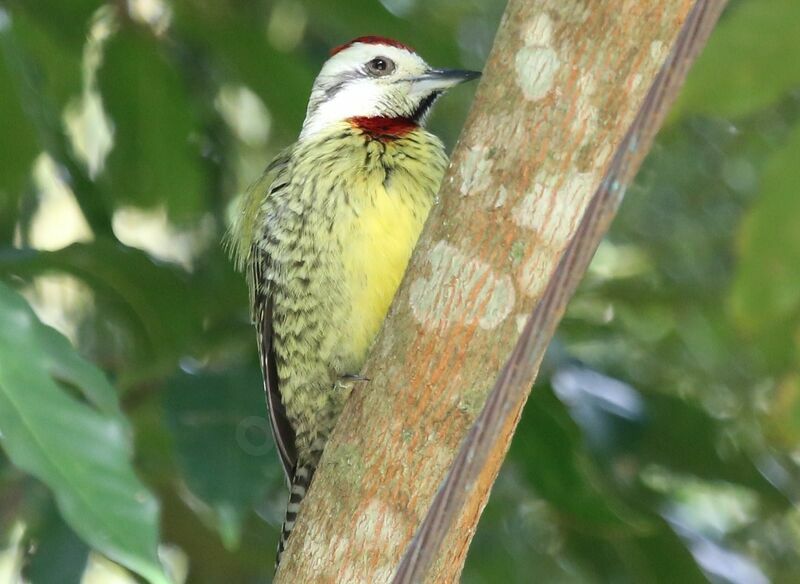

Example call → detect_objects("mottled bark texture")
276 1 724 582
393 2 728 582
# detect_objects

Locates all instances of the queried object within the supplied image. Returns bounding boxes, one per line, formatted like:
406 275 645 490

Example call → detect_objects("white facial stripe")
300 43 432 141
301 80 386 139
320 44 427 78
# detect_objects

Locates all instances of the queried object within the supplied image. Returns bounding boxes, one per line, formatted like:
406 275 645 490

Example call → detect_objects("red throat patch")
349 116 418 141
330 36 416 57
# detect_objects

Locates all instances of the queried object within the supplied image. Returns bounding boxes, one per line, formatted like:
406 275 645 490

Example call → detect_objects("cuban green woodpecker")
227 36 480 565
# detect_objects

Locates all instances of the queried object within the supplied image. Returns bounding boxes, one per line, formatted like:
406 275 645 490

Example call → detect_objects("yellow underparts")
337 139 437 366
240 121 448 460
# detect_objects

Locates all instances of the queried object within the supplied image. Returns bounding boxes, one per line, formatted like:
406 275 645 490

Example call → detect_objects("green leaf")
98 29 205 222
511 389 650 530
638 394 787 506
731 121 800 367
0 282 169 584
565 527 709 584
2 7 84 114
164 368 279 549
170 1 314 139
674 0 800 119
767 375 800 448
0 51 37 237
23 501 90 584
0 240 201 384
1 8 115 237
302 0 461 65
5 0 103 50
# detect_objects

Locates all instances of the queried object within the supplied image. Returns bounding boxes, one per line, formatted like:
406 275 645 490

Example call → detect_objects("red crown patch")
330 36 415 57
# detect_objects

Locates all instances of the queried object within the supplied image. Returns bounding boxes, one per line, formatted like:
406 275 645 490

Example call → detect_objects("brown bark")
393 3 728 582
276 1 725 582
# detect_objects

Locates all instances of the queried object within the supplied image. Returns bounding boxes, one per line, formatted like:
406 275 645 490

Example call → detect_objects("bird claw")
341 373 371 383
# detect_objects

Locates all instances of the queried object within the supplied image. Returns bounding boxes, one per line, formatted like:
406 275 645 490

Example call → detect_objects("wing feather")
226 149 297 484
252 251 297 483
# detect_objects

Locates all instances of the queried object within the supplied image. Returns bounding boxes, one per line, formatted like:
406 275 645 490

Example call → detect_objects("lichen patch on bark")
511 173 594 245
409 241 515 331
459 145 494 197
492 185 509 209
515 12 561 101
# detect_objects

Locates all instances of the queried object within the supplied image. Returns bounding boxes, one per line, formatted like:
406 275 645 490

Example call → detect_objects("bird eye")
366 57 396 77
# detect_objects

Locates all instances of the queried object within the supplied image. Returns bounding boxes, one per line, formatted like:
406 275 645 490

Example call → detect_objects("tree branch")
393 2 728 581
277 1 725 581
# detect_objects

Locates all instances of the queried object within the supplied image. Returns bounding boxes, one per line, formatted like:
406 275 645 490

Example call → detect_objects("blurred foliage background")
0 0 798 582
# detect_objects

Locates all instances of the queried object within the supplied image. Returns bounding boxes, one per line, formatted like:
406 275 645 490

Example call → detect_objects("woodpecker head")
300 36 481 140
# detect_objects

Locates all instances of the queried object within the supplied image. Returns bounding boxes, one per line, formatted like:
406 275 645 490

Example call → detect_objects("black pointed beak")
410 68 482 94
427 68 482 84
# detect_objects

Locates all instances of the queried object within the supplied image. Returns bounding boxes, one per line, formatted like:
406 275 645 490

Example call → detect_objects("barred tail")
276 464 314 568
275 436 328 569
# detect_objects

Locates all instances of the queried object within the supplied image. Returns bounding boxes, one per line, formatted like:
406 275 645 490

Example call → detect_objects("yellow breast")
339 173 427 364
325 127 447 371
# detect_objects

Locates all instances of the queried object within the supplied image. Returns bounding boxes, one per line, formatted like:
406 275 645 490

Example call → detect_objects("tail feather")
276 464 314 568
275 438 327 569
